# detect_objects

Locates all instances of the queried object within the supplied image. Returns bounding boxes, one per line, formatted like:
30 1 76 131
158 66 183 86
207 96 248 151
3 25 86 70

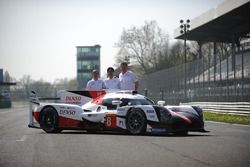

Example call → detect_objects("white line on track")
16 135 27 142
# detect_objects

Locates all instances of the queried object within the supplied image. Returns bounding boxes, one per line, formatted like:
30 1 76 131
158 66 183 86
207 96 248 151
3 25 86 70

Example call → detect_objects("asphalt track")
0 103 249 167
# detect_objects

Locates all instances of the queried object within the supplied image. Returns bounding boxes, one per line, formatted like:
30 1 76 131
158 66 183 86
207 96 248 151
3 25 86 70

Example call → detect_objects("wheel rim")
42 111 56 131
128 111 144 132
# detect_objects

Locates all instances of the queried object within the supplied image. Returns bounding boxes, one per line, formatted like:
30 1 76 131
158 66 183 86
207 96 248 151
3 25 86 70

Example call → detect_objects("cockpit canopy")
102 92 155 109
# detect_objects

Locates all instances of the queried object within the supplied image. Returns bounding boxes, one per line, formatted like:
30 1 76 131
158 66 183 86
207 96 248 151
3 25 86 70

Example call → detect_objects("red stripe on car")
88 90 106 98
58 116 81 127
33 112 40 122
91 94 105 105
170 111 192 124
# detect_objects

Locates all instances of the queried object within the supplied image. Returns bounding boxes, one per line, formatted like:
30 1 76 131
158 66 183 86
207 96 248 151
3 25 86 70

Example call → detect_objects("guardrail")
179 102 250 115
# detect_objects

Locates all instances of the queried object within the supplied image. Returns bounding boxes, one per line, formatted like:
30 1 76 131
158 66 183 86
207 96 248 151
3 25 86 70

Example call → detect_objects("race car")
28 90 207 135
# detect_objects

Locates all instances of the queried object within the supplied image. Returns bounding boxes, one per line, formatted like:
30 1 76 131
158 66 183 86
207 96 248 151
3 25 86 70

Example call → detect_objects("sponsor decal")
60 106 75 109
117 108 125 112
148 115 155 119
117 118 126 129
105 113 117 128
147 110 155 113
65 96 81 101
63 96 82 105
60 109 76 115
119 120 124 126
67 106 75 109
151 128 167 133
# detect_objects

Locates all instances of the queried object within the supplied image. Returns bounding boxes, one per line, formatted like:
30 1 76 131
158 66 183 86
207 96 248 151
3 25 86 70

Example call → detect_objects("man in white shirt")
119 62 139 91
86 70 106 90
104 67 121 89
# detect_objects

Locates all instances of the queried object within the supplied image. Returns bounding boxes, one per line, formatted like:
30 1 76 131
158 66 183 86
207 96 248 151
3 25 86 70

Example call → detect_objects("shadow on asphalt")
44 130 212 137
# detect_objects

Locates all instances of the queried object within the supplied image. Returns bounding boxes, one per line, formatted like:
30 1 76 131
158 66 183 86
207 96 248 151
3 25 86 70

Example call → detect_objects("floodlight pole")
180 19 190 102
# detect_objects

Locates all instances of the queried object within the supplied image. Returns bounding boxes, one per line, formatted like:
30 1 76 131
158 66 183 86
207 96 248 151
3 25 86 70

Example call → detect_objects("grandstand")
139 0 250 103
191 51 250 83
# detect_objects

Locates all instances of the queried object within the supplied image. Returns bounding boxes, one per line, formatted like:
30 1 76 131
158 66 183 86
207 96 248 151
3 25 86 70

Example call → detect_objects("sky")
0 0 223 82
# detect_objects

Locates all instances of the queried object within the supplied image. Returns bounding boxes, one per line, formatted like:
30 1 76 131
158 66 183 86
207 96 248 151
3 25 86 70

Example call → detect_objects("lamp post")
180 19 190 102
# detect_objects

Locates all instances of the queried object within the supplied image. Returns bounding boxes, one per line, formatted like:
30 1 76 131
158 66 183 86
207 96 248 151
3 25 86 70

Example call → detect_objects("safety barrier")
179 102 250 115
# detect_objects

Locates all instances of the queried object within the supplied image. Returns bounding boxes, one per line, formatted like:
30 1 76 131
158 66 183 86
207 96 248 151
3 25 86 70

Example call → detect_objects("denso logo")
60 110 76 115
65 96 81 101
119 120 124 126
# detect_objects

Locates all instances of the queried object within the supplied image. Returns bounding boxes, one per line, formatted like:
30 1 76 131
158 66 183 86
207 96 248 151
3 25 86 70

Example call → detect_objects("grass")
204 111 250 125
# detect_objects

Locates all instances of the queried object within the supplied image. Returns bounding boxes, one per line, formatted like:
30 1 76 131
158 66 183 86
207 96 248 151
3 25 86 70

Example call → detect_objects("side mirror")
31 91 36 95
112 100 122 106
29 91 40 105
157 100 166 106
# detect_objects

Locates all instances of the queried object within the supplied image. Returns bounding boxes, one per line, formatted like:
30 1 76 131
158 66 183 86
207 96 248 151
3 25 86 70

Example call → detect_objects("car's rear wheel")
126 108 146 135
39 107 62 133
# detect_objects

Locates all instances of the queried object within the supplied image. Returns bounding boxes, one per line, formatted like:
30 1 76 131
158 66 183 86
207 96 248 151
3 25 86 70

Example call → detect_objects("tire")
39 106 61 133
126 108 147 135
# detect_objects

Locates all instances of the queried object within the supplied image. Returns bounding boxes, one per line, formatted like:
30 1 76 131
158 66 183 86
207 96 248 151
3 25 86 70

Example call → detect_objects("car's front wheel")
39 107 62 133
126 108 146 135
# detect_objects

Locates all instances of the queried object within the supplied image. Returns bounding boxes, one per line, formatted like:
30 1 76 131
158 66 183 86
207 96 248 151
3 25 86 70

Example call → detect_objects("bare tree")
53 78 77 90
20 75 33 98
217 43 231 60
169 41 184 66
115 20 169 74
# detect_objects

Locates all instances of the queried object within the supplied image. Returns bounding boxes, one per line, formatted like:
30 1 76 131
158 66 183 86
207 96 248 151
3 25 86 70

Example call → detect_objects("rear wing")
58 90 107 106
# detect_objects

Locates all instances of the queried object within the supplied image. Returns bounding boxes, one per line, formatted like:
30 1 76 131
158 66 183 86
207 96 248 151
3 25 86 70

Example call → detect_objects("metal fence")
139 49 250 104
180 102 250 115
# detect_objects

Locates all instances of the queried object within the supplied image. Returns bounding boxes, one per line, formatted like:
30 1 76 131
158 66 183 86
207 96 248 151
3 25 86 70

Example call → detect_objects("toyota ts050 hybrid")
28 90 207 135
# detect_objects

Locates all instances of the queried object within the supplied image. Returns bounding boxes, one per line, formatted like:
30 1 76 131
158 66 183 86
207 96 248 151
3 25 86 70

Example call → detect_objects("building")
76 45 101 89
0 69 3 82
0 69 16 108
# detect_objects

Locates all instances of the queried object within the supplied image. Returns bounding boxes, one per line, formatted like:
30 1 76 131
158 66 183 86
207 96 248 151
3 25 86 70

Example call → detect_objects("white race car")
29 90 206 135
